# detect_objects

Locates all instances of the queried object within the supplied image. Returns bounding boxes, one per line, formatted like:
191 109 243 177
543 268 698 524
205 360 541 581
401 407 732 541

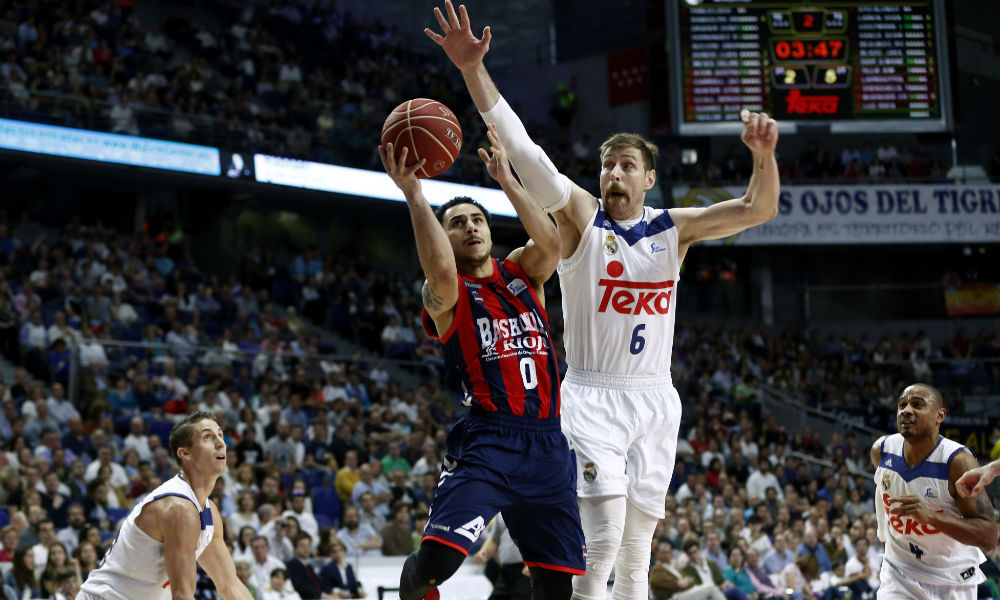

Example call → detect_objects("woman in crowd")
722 547 759 599
3 546 41 600
74 541 99 581
39 542 70 598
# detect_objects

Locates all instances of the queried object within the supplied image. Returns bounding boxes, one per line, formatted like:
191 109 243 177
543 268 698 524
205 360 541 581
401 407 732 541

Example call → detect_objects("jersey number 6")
630 324 646 355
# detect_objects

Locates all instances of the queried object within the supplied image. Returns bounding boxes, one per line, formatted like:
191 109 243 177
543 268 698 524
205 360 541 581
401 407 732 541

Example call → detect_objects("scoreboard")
666 0 953 135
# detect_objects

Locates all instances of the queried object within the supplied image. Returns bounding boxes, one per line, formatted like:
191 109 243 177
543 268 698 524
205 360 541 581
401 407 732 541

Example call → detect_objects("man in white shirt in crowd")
282 489 319 542
47 383 79 427
123 415 154 462
746 459 783 503
84 445 129 487
250 535 291 594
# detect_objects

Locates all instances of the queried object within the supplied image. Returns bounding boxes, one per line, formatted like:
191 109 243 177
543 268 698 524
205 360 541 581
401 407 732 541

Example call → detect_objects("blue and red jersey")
422 258 561 422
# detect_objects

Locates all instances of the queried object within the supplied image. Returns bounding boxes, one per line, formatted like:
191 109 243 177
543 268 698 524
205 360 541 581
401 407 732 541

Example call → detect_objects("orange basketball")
381 98 462 178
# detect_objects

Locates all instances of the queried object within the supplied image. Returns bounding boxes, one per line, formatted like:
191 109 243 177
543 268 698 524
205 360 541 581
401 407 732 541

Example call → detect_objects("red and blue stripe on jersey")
422 258 560 422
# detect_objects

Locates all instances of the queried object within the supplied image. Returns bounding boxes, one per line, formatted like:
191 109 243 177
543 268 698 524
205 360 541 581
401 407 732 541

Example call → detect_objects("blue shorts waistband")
467 409 562 432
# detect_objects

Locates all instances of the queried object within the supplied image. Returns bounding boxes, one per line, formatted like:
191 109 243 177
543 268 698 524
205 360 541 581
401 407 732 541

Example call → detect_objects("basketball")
381 98 462 178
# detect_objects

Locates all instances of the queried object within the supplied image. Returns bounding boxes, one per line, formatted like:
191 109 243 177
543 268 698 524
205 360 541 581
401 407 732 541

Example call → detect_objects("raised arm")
479 124 561 296
425 0 595 257
957 457 1000 498
671 110 780 251
378 143 458 330
198 502 255 600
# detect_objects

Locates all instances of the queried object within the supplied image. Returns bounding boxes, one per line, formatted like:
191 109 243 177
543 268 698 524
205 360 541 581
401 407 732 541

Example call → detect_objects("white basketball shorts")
878 557 978 600
560 368 682 518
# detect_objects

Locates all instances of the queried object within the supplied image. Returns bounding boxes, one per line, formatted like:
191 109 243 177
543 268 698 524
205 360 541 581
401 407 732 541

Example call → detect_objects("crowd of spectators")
0 206 997 600
0 0 986 194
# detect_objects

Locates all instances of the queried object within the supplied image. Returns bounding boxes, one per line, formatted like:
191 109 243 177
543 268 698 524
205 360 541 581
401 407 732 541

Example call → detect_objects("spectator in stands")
357 492 385 533
84 446 127 488
379 501 413 557
250 535 290 594
743 548 793 599
47 383 78 427
234 560 256 599
285 532 332 600
267 421 299 473
763 532 796 576
263 568 302 600
334 450 361 503
746 459 783 504
56 504 85 556
283 489 319 542
0 525 17 562
350 463 391 518
74 540 99 582
681 538 748 600
649 541 725 600
4 545 41 599
704 530 728 570
319 540 364 598
336 505 381 558
409 442 440 481
39 541 70 597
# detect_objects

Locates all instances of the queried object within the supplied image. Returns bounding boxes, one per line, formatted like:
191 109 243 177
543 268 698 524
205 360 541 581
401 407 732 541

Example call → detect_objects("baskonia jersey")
874 433 986 586
557 201 679 377
423 258 560 421
81 474 216 600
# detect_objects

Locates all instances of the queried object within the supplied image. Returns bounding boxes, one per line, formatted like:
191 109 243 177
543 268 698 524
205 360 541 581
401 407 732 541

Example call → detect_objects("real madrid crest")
603 235 618 256
881 472 890 491
583 462 598 483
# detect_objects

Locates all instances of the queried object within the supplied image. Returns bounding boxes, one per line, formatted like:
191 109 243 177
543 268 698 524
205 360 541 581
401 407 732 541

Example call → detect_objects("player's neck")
901 434 938 468
458 255 494 279
181 468 217 507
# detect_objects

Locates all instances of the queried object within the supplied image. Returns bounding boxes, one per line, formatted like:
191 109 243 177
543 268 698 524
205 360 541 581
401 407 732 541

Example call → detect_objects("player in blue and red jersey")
379 124 584 600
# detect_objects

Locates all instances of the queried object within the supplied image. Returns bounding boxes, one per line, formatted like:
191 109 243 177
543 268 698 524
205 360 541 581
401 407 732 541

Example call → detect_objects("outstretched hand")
378 143 424 197
477 124 515 187
424 0 491 73
957 465 996 498
740 109 779 154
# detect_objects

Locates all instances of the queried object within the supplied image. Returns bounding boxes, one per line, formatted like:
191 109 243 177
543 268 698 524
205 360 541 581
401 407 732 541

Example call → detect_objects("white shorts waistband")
563 368 672 390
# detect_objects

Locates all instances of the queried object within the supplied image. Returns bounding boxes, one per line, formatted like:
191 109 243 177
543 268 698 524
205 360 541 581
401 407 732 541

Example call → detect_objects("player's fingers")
481 26 491 50
403 158 426 177
458 4 471 31
433 7 450 33
740 108 751 123
477 147 490 163
446 0 461 30
424 28 445 45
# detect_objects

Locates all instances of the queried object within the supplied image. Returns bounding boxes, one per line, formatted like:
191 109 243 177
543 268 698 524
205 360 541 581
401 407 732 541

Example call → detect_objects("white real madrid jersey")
557 201 680 377
873 433 985 586
81 474 216 600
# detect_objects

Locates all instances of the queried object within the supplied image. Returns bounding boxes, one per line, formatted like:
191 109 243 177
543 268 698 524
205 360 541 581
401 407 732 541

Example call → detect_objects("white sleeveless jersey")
81 474 216 600
874 434 985 586
557 201 679 376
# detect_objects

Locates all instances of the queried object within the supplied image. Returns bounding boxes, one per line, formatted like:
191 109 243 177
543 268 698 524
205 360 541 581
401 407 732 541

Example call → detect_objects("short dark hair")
169 411 220 466
683 538 700 552
293 531 312 546
434 196 491 227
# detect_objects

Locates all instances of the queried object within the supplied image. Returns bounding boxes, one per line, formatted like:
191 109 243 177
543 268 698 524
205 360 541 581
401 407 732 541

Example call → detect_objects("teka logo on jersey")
598 260 674 316
882 493 942 536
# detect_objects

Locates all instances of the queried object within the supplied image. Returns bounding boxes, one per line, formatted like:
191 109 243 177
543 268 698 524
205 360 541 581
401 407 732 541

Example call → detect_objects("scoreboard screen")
666 0 953 135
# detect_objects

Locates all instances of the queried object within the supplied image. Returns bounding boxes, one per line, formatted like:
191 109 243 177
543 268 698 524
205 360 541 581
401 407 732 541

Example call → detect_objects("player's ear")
646 168 656 190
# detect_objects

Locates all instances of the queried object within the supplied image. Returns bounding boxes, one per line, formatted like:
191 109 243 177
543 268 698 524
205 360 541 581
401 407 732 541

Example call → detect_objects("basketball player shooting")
870 384 999 600
77 411 254 600
425 3 779 599
379 126 584 600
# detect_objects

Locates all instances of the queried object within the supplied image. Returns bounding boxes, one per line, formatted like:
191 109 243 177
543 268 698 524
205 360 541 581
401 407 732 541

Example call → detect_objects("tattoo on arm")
758 161 765 170
973 494 996 520
422 283 444 311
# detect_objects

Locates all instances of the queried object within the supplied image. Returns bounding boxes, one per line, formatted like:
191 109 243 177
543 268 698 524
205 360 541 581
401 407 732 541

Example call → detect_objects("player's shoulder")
147 493 201 522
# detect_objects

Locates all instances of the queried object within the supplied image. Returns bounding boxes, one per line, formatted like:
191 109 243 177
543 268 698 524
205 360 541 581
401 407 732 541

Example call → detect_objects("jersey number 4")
909 542 924 560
